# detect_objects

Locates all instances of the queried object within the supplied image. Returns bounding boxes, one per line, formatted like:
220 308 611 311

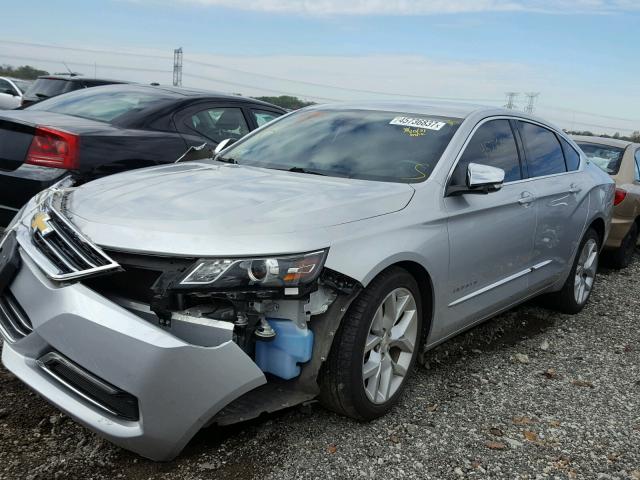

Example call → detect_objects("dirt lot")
0 254 638 480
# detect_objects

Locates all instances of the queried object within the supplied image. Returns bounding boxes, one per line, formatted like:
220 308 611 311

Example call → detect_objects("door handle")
518 192 535 206
569 183 582 194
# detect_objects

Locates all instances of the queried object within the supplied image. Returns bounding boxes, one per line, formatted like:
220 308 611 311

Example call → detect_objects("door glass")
560 138 581 171
452 119 521 185
186 107 249 143
519 122 566 177
635 150 640 181
252 109 282 127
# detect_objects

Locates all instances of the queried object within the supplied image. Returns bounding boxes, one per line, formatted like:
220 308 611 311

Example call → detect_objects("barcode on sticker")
390 117 446 131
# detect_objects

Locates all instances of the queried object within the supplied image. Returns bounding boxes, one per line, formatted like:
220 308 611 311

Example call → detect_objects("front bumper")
1 246 266 461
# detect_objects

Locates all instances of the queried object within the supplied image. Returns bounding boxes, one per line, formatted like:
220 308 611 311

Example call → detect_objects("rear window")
24 78 71 99
27 88 168 123
224 109 462 183
576 142 625 175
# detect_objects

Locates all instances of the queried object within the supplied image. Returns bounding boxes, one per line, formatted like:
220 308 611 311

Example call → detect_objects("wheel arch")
588 216 606 248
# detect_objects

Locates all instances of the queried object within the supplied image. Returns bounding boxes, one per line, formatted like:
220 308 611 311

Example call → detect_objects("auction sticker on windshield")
389 116 446 131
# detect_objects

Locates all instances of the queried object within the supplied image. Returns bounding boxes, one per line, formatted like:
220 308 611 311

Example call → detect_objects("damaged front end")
0 184 363 460
85 247 362 424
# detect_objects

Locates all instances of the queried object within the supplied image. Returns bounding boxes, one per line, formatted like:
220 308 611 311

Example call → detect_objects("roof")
571 135 635 149
80 83 285 109
37 75 129 84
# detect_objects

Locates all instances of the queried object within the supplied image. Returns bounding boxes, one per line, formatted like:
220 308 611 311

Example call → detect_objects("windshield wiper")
286 166 326 176
216 156 237 165
34 93 50 99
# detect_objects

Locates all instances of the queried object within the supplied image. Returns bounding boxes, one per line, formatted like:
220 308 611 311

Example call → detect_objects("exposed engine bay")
82 250 362 423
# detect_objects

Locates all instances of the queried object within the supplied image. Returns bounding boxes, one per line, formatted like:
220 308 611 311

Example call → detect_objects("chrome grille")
30 206 120 281
0 291 32 342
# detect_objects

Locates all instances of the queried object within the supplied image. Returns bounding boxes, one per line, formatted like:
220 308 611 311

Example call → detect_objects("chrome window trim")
443 115 583 197
448 260 552 307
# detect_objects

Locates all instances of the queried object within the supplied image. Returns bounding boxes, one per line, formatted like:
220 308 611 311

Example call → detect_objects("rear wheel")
545 228 600 314
607 222 638 269
319 267 422 420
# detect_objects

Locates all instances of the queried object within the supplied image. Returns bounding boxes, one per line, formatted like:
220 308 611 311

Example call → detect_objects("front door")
441 118 536 339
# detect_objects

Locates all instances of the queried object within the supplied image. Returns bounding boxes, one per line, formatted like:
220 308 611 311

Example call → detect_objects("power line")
538 103 640 124
0 54 171 75
0 39 502 103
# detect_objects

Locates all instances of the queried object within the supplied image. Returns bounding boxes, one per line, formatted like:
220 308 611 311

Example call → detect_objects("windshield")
11 79 31 94
27 87 169 123
223 109 462 183
576 142 625 174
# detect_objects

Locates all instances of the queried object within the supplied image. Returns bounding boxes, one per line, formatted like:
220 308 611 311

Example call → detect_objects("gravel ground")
0 253 638 480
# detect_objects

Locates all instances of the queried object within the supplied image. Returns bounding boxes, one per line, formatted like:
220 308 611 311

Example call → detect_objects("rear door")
515 121 589 289
444 118 536 336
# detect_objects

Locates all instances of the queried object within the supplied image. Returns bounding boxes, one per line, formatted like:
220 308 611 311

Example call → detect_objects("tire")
318 267 423 420
607 222 638 270
545 228 600 314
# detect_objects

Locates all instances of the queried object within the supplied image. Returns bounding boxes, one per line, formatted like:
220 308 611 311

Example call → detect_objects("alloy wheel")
362 287 418 404
574 238 598 305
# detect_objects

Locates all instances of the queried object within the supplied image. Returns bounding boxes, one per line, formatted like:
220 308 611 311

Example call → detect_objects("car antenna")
61 62 78 77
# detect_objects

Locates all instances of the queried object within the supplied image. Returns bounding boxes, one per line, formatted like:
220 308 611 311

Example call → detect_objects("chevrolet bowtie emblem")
31 212 54 237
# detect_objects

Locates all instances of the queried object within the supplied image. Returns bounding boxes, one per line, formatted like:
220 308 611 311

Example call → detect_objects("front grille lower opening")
37 352 139 421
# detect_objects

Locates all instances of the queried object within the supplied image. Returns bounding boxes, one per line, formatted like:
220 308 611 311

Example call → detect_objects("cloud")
163 0 640 15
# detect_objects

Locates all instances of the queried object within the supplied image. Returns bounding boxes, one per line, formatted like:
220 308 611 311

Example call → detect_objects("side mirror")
214 138 236 155
1 88 16 96
447 163 505 196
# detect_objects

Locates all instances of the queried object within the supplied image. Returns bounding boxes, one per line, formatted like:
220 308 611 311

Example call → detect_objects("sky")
1 0 639 134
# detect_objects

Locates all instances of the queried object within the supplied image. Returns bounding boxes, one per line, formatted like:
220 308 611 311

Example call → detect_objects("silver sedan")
0 102 614 460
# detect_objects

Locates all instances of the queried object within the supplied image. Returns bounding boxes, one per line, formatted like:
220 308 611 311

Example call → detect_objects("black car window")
518 121 567 177
252 109 282 127
186 107 249 143
24 78 71 99
452 119 521 185
224 109 462 183
575 142 625 175
635 149 640 181
27 88 169 123
560 137 581 171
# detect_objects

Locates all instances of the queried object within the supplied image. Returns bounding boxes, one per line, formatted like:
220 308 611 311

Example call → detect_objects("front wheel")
319 267 422 420
545 228 600 314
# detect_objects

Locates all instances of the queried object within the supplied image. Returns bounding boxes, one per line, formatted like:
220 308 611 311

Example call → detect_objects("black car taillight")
26 126 79 169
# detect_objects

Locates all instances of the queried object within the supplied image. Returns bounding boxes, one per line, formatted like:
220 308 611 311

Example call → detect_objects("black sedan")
0 84 285 225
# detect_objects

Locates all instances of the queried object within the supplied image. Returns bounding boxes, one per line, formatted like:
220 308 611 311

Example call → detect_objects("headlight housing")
179 250 328 288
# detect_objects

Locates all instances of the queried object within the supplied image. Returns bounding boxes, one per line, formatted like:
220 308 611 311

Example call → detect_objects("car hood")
65 161 415 256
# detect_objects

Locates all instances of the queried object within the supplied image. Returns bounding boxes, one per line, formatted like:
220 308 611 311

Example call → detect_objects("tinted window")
225 109 462 183
452 120 521 185
635 149 640 181
560 138 581 171
252 109 281 127
186 107 249 143
575 142 625 175
24 78 71 99
28 87 169 123
519 122 566 177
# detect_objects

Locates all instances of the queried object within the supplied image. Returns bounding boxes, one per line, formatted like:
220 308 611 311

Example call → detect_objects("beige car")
574 135 640 268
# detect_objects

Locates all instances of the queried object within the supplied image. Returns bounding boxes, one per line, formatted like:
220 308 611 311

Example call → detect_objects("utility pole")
173 47 183 87
524 92 540 114
504 92 519 110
